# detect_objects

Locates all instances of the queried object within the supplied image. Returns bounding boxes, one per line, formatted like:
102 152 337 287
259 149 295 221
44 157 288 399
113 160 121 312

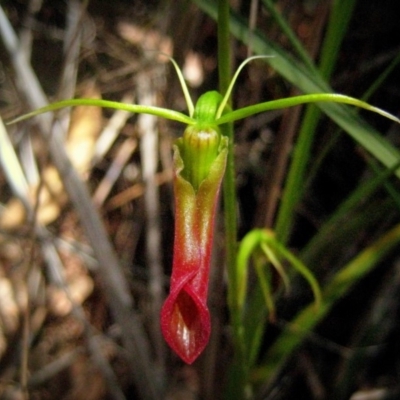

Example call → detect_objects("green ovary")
178 125 221 191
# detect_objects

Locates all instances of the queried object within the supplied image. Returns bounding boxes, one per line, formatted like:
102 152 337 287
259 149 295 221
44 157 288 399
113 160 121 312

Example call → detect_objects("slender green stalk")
217 0 248 398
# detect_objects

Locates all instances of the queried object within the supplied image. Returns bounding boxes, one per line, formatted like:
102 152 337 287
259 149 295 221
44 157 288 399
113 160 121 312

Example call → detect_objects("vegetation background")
0 0 400 399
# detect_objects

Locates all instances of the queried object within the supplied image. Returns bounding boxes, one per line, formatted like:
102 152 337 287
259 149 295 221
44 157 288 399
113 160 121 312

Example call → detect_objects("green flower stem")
217 0 247 398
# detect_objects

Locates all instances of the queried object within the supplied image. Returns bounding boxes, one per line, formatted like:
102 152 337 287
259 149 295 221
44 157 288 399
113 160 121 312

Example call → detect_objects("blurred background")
1 0 400 399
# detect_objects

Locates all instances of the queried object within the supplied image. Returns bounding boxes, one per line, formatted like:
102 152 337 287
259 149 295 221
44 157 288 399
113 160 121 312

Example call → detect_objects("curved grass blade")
258 221 400 386
253 254 276 320
260 242 290 291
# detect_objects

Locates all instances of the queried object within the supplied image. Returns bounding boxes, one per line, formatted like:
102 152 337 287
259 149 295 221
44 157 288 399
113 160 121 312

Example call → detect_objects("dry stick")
19 0 43 189
5 4 121 396
258 104 303 228
247 0 259 57
0 118 31 399
137 73 166 377
19 0 43 58
0 118 56 397
105 169 172 211
0 7 159 400
91 93 135 166
56 0 85 135
92 137 138 207
28 348 83 388
21 169 50 400
48 249 127 400
31 348 84 387
1 118 125 400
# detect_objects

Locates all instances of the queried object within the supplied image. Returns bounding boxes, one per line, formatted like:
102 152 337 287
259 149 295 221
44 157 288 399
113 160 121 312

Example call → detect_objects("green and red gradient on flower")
160 92 228 364
11 56 399 365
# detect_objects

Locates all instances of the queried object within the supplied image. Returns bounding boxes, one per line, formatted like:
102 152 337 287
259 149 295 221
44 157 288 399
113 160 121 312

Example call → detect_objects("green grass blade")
304 51 400 216
193 0 400 177
318 0 357 78
275 0 357 242
260 0 316 71
302 160 400 266
257 222 400 384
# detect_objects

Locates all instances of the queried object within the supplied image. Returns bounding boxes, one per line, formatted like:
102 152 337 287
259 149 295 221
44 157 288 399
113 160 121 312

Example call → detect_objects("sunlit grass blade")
307 51 400 198
303 53 400 237
8 98 195 126
236 232 254 311
260 242 290 291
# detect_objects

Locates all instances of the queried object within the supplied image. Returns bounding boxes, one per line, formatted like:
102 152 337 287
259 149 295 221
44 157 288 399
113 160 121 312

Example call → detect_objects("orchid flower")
160 92 228 364
10 56 400 364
